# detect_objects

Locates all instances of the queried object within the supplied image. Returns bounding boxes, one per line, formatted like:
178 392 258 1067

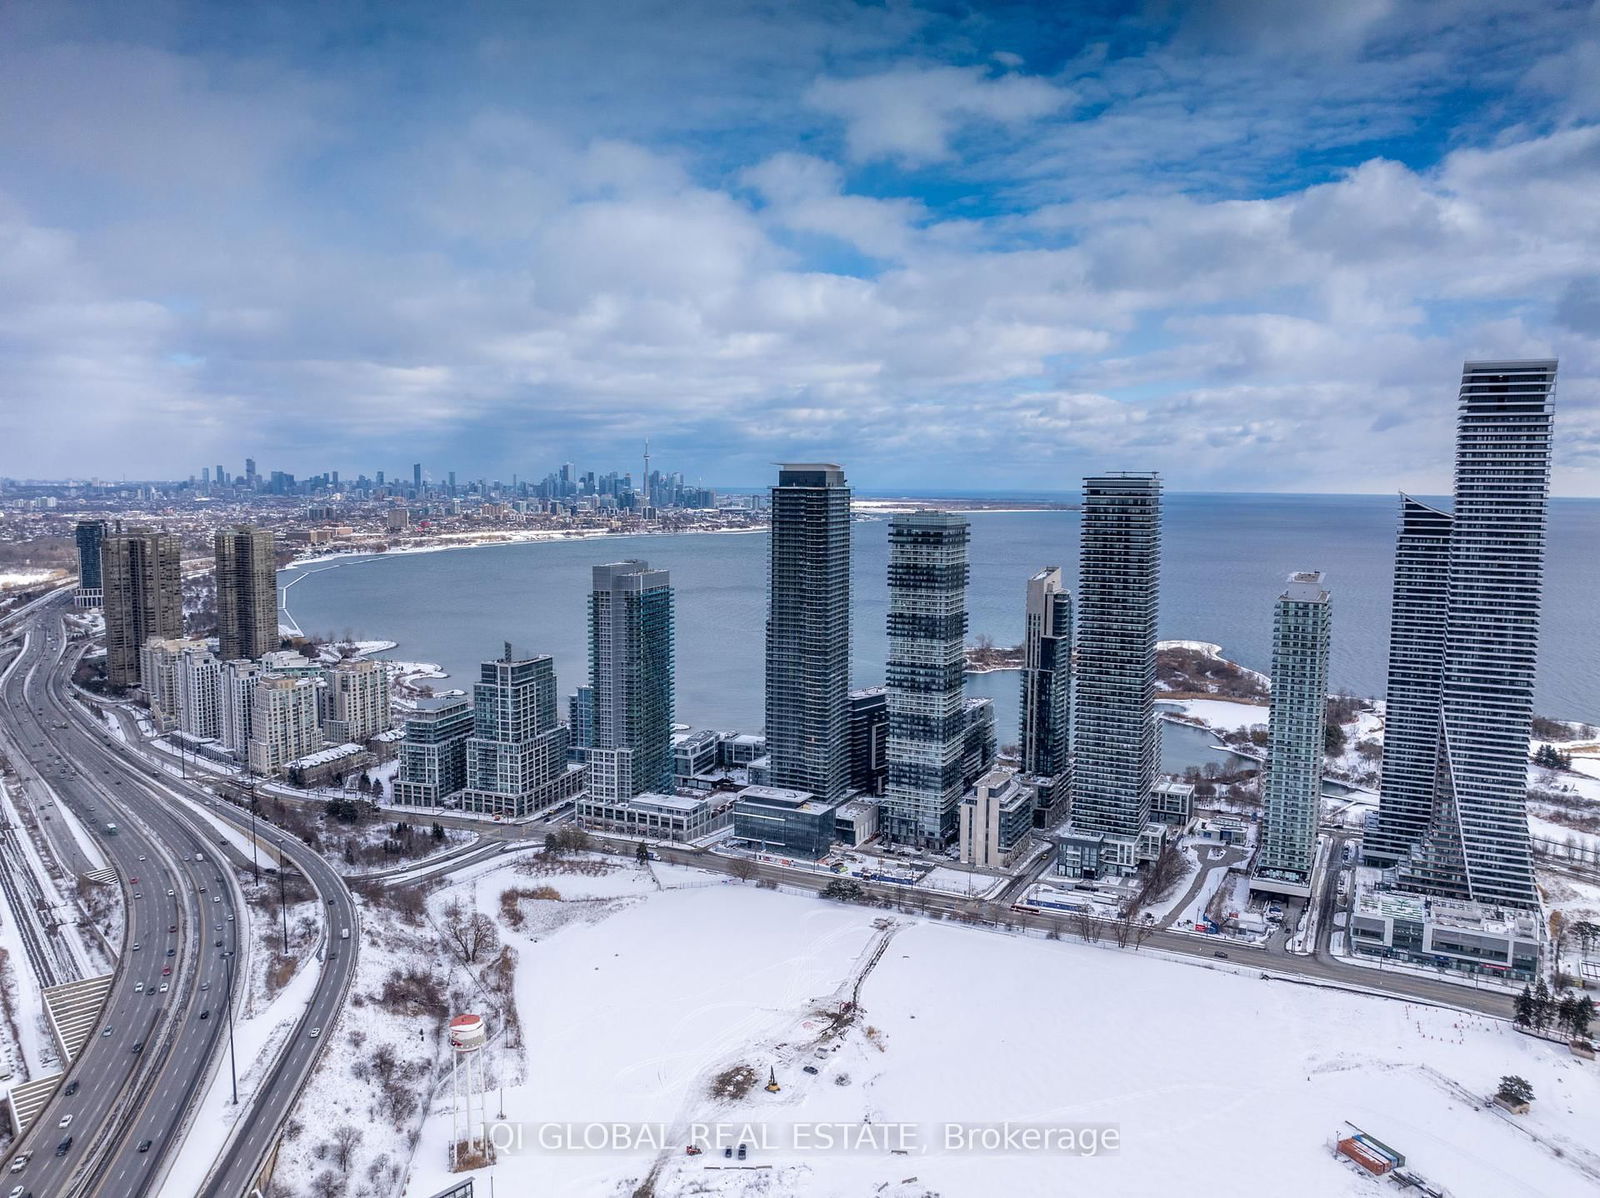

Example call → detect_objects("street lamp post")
247 777 260 885
222 949 239 1104
277 839 289 950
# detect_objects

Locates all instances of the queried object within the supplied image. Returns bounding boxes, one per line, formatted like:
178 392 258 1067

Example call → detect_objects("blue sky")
2 0 1597 493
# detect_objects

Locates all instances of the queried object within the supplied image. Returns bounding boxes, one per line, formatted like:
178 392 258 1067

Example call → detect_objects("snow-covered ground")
394 877 1600 1198
1165 696 1268 732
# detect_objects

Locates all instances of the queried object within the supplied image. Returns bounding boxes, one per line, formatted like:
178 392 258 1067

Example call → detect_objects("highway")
0 606 240 1196
0 597 357 1198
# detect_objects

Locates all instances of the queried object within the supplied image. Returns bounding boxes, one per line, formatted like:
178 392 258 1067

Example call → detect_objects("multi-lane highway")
0 606 241 1196
0 597 357 1198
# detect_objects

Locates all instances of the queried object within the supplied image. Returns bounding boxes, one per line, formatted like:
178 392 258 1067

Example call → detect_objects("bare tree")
441 901 500 964
730 857 758 882
1070 910 1103 944
332 1124 363 1172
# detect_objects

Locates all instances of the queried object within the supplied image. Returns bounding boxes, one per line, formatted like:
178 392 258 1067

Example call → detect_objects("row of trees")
1533 743 1575 770
1513 979 1594 1039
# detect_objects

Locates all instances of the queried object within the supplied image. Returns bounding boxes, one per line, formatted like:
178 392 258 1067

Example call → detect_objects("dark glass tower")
1061 473 1161 877
765 463 851 801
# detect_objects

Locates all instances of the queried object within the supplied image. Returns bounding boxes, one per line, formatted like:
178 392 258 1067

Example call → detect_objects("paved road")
0 598 359 1198
0 610 239 1197
69 684 360 1197
579 836 1516 1019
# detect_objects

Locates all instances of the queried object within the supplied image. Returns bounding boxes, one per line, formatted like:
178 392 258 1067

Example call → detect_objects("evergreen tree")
1573 995 1596 1040
635 841 650 865
1514 985 1535 1027
1496 1075 1534 1106
1557 993 1578 1035
1532 977 1553 1029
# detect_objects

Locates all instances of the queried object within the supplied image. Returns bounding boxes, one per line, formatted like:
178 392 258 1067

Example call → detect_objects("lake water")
278 494 1600 750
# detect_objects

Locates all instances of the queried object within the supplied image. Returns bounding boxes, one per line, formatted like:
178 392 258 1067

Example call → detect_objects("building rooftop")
736 784 835 814
284 742 367 769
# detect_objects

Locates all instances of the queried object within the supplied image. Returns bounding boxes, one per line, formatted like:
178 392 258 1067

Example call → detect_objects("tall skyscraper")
765 464 852 802
1020 566 1072 820
882 511 970 847
1254 572 1331 897
413 462 423 491
102 528 183 688
585 561 675 801
1059 473 1162 878
1364 496 1454 864
244 457 257 487
215 525 279 662
1371 360 1556 911
460 645 584 817
74 519 107 607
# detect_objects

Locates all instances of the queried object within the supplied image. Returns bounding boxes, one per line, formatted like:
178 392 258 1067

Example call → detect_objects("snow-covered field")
394 872 1600 1198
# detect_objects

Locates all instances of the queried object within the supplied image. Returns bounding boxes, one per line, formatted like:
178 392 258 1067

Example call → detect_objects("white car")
130 942 141 951
159 982 169 993
135 982 144 993
9 1153 29 1172
166 889 175 897
58 1114 73 1128
309 1027 321 1039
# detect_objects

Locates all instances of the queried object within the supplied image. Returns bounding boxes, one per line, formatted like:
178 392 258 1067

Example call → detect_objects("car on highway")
57 1115 72 1129
137 1140 152 1153
199 1010 210 1021
63 1082 77 1097
165 948 175 957
166 889 175 897
169 924 177 933
158 982 169 992
130 876 139 884
226 914 234 921
309 1027 321 1039
132 892 142 900
138 855 146 862
214 938 223 947
131 1041 143 1053
200 982 210 991
212 895 221 903
161 967 171 977
8 1152 29 1172
99 1028 111 1038
54 1138 70 1157
134 982 144 993
130 942 141 951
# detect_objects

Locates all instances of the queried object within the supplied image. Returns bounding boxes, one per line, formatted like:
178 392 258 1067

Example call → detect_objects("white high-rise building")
175 644 225 741
1253 572 1331 897
220 659 264 756
1372 360 1556 911
322 658 390 744
248 675 321 775
140 637 208 732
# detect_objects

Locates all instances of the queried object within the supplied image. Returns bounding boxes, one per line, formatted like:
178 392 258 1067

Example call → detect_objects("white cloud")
805 65 1072 165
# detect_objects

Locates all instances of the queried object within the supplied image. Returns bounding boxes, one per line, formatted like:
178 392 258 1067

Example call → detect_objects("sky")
2 0 1598 494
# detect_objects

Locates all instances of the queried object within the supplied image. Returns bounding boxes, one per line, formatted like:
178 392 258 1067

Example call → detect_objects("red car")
161 966 172 976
